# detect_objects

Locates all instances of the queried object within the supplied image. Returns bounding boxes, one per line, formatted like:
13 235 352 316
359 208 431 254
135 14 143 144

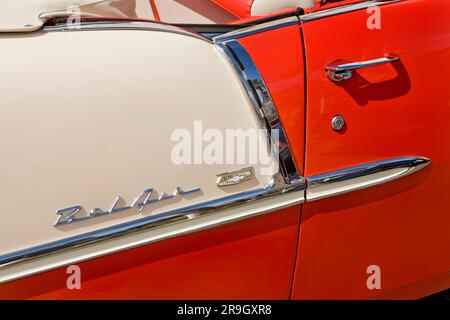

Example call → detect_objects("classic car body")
0 0 449 299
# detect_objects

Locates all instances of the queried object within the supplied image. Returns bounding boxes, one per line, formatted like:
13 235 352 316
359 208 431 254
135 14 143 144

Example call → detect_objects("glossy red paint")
0 206 301 299
211 0 253 18
291 0 450 299
238 25 306 173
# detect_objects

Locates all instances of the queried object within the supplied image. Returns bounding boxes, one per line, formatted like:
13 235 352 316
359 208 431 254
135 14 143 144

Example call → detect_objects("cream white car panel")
0 29 276 263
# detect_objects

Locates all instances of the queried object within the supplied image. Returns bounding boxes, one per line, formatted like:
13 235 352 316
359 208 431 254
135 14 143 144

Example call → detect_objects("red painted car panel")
210 0 253 18
238 25 306 172
291 0 450 299
0 206 300 299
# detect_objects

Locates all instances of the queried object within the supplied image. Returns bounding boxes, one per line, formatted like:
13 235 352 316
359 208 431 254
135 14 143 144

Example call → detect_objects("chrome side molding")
0 156 430 272
0 179 305 271
306 157 430 201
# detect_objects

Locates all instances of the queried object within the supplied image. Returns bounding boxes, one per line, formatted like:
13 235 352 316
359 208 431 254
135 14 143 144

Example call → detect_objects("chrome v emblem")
216 167 254 187
54 186 201 226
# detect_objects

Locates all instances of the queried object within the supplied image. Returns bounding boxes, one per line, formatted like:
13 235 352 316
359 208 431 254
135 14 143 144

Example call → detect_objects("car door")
292 0 450 299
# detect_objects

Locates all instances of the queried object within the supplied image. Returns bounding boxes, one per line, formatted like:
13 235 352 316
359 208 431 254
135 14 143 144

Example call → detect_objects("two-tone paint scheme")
0 0 449 299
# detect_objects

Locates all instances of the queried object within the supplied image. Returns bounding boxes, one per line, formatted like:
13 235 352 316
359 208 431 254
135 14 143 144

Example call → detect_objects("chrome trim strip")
0 190 304 284
216 40 301 184
0 179 305 269
0 32 305 271
300 0 402 22
306 157 430 201
213 16 299 43
43 20 212 43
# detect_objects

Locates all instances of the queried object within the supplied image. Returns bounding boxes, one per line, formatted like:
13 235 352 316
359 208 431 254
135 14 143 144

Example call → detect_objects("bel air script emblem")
54 186 201 226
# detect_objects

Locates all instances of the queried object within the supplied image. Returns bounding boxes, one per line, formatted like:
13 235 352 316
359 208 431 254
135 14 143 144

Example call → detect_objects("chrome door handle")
325 54 399 82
